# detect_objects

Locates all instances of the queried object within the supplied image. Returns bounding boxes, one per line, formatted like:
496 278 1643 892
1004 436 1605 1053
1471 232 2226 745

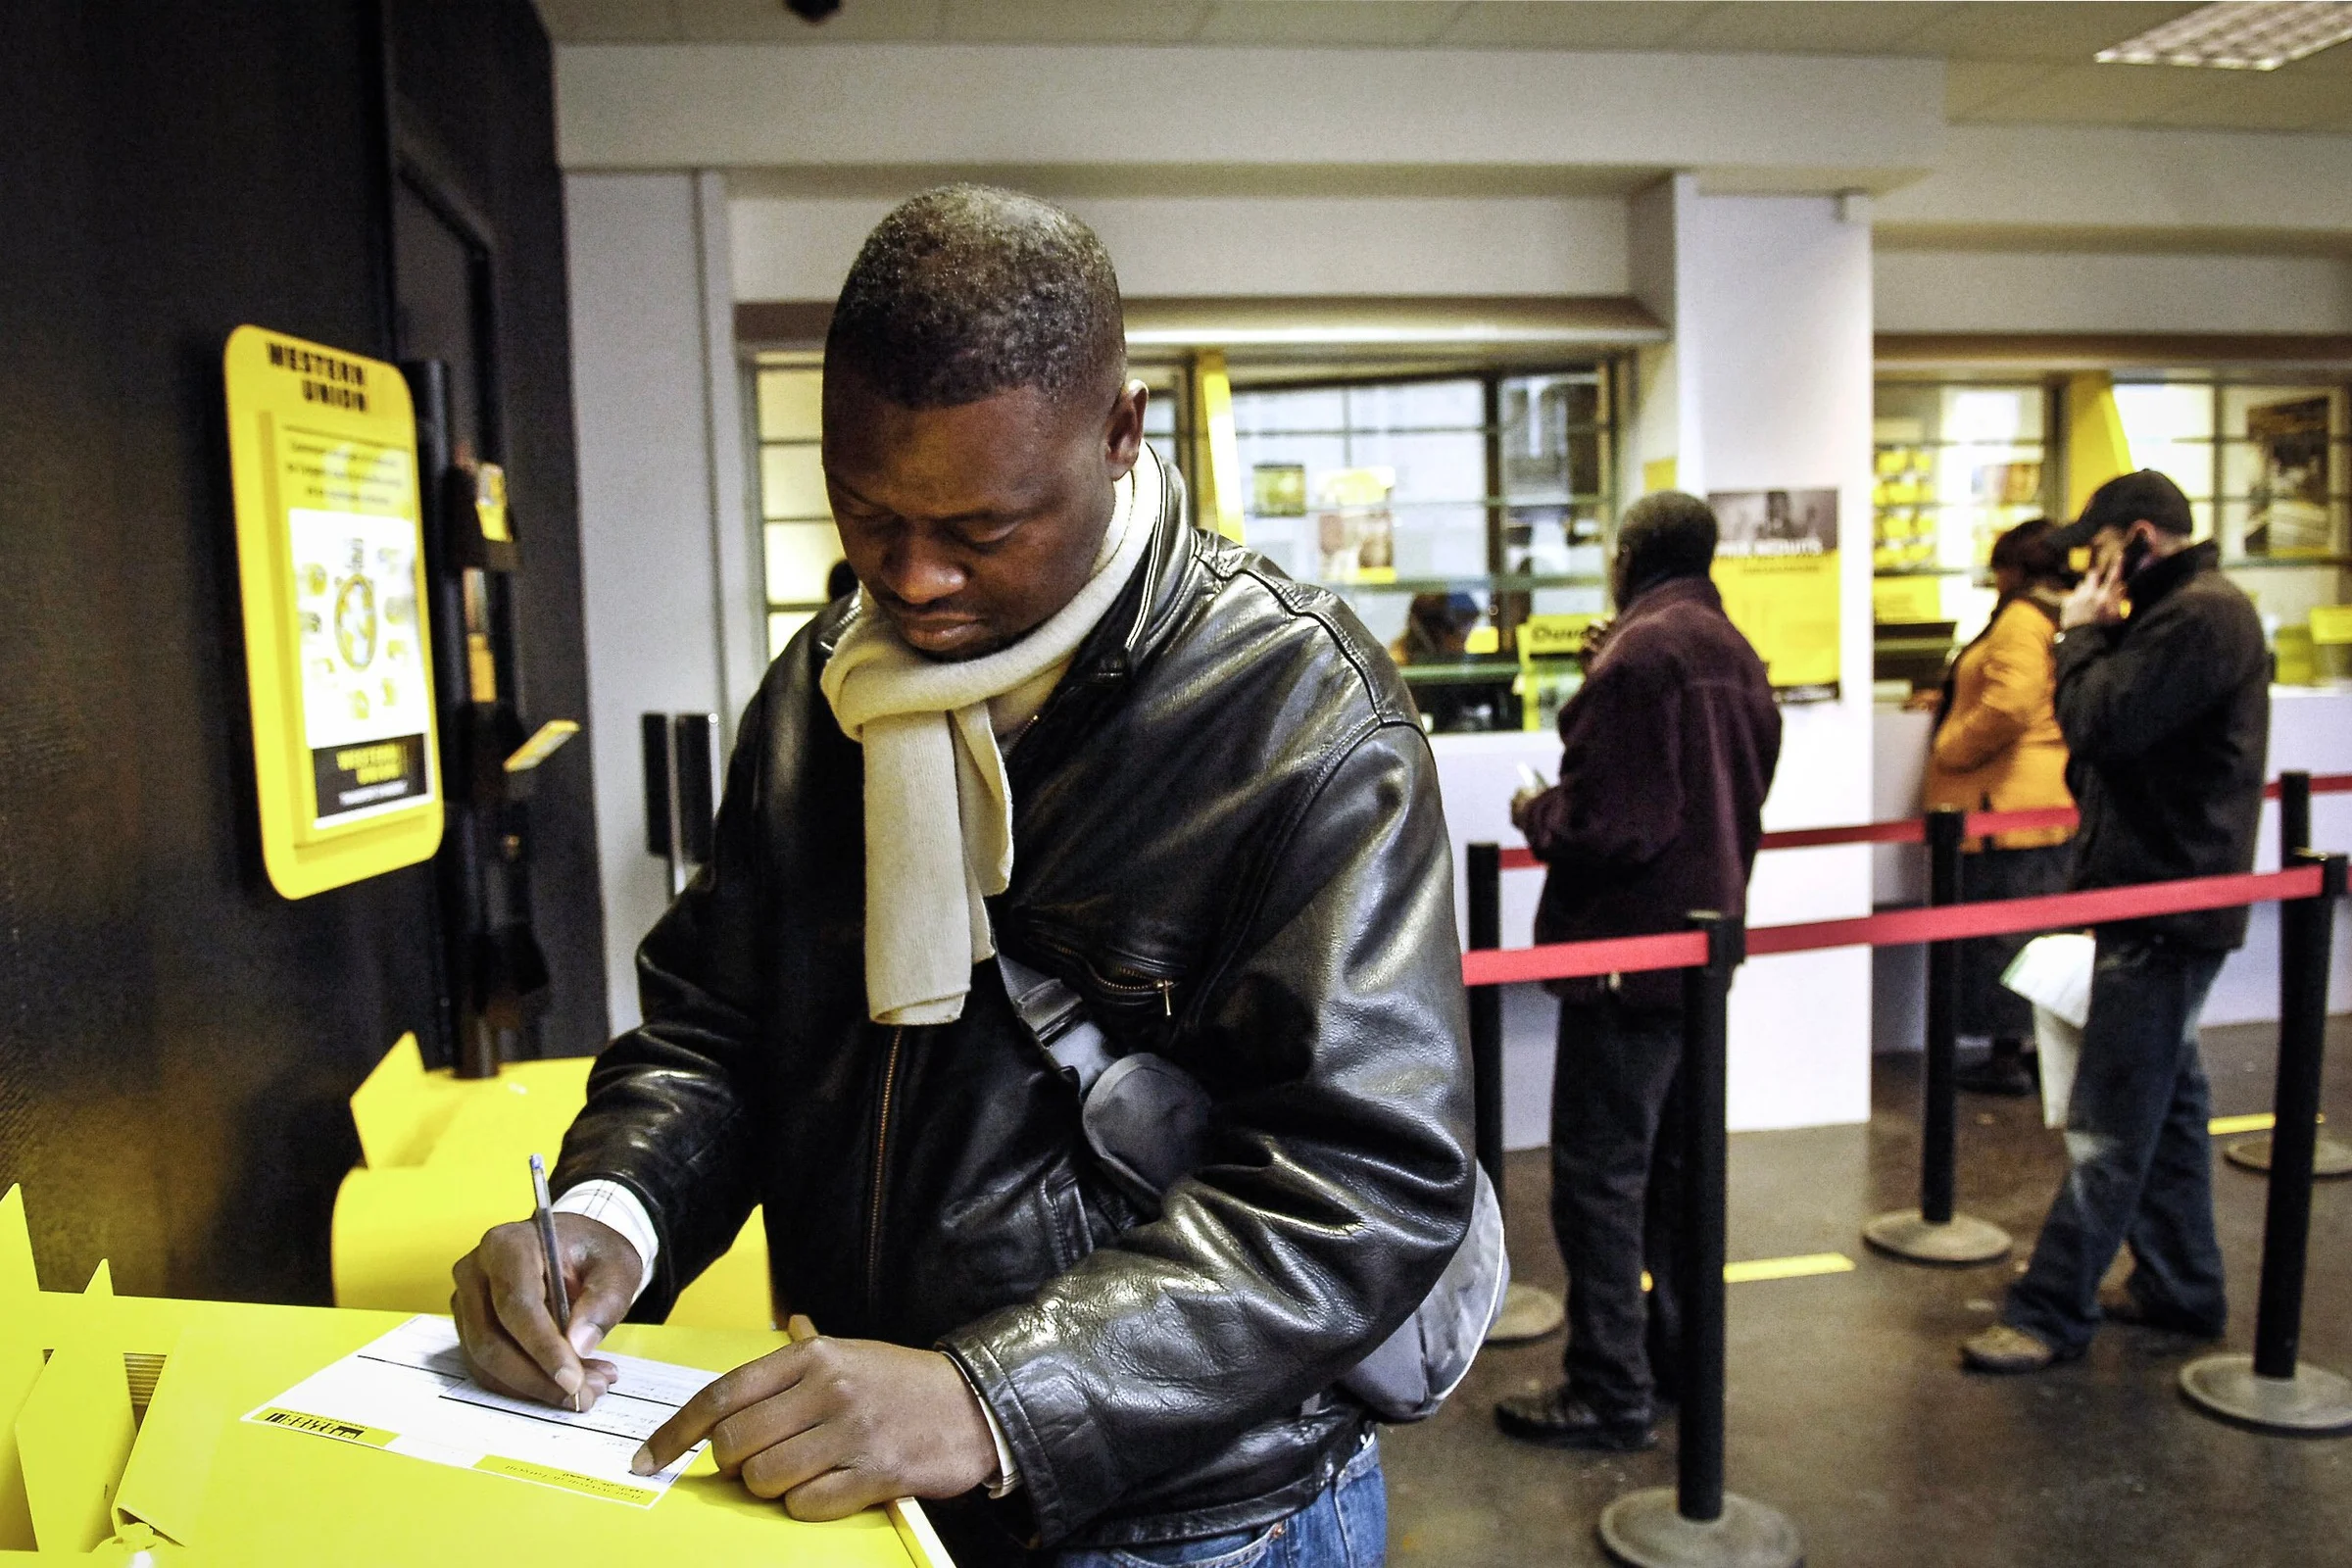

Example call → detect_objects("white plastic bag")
2001 933 2094 1130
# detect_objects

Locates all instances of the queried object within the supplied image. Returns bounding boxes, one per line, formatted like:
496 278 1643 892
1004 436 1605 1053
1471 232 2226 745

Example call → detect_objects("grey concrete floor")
1384 1018 2352 1568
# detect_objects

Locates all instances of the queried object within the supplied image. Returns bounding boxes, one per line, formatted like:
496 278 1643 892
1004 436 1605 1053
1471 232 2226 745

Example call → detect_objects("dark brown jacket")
2055 541 2269 950
1521 575 1782 1010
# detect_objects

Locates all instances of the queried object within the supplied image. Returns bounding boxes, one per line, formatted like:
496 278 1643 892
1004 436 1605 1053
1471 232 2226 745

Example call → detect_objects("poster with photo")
288 508 434 827
2244 396 2332 558
1707 488 1840 703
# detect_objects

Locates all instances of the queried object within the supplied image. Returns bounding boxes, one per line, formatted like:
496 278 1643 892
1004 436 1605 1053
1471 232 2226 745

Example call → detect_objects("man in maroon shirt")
1494 490 1782 1452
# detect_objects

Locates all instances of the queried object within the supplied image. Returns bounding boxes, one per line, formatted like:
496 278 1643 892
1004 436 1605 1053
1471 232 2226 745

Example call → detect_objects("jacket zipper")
1028 934 1179 1018
864 1025 905 1312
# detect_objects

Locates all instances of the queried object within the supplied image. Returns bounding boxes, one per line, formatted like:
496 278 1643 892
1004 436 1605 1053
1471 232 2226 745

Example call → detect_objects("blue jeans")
2004 933 2229 1354
1058 1433 1385 1568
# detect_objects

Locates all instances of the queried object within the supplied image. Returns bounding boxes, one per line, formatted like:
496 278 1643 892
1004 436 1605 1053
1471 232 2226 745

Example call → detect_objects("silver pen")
528 1153 577 1407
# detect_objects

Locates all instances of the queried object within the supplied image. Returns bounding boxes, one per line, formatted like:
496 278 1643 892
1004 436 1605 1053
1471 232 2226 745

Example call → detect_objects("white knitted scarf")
819 447 1161 1025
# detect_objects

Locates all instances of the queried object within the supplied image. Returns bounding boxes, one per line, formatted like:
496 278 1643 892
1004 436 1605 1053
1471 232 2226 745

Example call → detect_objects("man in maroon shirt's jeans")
1494 491 1782 1452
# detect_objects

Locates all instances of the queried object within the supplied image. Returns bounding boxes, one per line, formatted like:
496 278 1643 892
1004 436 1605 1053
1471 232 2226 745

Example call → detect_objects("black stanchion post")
1469 843 1565 1346
1863 808 2012 1264
2228 772 2352 1179
1468 843 1505 1193
1598 912 1800 1568
2182 851 2352 1434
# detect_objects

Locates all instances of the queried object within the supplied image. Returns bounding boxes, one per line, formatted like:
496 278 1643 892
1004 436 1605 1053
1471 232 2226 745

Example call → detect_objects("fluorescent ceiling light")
2096 1 2352 71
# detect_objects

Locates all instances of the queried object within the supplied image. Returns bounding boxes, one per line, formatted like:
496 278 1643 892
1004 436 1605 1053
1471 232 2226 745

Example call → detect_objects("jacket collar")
2127 538 2218 616
1617 572 1724 627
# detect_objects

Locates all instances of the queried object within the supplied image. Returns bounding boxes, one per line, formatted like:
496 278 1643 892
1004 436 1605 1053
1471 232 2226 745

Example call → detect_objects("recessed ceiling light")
2096 1 2352 71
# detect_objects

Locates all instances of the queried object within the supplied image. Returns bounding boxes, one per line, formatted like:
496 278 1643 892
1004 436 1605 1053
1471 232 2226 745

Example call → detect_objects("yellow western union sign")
223 325 442 898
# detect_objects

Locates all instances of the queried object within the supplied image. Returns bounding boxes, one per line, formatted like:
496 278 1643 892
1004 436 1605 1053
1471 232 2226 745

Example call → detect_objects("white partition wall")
565 171 761 1034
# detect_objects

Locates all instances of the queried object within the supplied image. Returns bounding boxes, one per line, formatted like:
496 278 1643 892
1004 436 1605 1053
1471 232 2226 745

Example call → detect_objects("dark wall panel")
0 0 602 1304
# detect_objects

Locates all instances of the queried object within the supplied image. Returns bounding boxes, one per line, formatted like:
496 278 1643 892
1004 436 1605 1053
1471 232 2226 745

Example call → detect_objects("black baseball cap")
2053 469 2193 549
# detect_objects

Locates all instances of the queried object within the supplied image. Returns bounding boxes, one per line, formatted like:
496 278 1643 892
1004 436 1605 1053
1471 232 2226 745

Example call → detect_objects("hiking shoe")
1494 1383 1655 1451
1961 1324 2075 1374
1956 1048 2035 1098
2100 1285 2224 1339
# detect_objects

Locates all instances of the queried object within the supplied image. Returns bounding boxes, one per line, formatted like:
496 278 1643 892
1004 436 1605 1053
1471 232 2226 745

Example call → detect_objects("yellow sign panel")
1872 574 1944 624
1709 488 1842 700
2309 605 2352 647
224 326 442 899
1519 612 1598 661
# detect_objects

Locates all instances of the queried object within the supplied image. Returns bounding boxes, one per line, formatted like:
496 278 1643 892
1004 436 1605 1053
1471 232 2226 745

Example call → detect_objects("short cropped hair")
826 185 1125 410
1616 490 1719 592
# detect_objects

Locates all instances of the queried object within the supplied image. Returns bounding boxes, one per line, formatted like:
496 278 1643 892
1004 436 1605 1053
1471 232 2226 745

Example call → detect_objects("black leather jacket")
554 486 1474 1556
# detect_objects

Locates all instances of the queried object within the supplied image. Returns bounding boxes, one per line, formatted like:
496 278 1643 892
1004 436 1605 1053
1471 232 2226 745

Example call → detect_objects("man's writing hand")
452 1213 641 1412
632 1326 998 1518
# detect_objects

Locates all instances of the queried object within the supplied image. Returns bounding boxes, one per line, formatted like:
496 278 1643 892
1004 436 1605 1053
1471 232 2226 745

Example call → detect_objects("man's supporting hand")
632 1317 998 1518
2062 551 2127 631
452 1212 642 1411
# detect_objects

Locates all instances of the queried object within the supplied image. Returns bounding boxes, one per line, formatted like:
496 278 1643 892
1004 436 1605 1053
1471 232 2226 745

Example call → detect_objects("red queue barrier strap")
1492 774 2352 875
1463 865 2327 988
1464 929 1708 986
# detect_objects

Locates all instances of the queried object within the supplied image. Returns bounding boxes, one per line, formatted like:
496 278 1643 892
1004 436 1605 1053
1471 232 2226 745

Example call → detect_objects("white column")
1672 185 1879 1130
565 171 764 1034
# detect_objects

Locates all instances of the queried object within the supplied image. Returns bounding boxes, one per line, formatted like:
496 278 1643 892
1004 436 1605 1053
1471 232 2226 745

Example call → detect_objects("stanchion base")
1860 1209 2011 1265
1599 1489 1802 1568
2180 1354 2352 1435
1486 1282 1565 1345
2223 1134 2352 1179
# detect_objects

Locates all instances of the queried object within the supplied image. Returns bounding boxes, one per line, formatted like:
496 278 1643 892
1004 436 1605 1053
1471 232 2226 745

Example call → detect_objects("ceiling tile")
941 0 1212 44
1195 2 1466 48
533 0 684 43
2151 67 2352 132
673 0 946 41
1670 1 1959 56
1953 61 2235 126
1435 1 1719 50
1905 2 2200 65
1943 58 2062 119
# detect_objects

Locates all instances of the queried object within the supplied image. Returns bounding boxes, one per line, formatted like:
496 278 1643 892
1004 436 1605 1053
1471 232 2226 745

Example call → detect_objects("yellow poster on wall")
223 326 442 899
1707 488 1841 703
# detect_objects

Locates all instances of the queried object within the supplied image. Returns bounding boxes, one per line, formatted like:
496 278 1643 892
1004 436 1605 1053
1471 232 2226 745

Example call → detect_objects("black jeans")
2004 933 2229 1353
1956 841 2074 1040
1550 993 1684 1425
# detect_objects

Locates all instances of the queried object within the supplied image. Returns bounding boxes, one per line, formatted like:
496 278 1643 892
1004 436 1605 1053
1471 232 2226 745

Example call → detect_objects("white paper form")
242 1315 720 1507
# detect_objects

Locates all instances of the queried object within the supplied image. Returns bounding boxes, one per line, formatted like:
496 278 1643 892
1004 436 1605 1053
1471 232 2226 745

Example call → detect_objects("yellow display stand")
0 1189 946 1565
333 1036 773 1333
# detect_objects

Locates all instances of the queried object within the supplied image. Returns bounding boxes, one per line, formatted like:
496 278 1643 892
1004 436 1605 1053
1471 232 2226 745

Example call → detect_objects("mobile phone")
2119 527 2154 582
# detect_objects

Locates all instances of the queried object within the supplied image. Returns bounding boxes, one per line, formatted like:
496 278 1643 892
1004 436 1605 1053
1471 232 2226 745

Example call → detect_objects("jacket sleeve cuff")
939 1327 1099 1539
551 1179 661 1305
945 1353 1022 1496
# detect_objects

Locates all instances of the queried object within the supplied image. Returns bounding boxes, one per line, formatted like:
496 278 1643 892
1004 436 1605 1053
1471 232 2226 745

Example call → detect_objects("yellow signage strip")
250 1407 397 1449
1723 1252 1858 1286
472 1454 659 1507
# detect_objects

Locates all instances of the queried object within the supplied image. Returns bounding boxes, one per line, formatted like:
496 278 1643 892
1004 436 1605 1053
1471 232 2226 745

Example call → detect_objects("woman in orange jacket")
1924 519 2079 1096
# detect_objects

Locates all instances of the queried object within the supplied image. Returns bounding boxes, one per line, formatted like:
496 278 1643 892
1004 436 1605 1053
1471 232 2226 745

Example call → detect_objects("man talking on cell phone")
447 186 1474 1567
1962 469 2269 1375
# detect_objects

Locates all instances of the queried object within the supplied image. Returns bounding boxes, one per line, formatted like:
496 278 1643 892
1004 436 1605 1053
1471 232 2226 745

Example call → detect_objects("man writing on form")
449 187 1473 1567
